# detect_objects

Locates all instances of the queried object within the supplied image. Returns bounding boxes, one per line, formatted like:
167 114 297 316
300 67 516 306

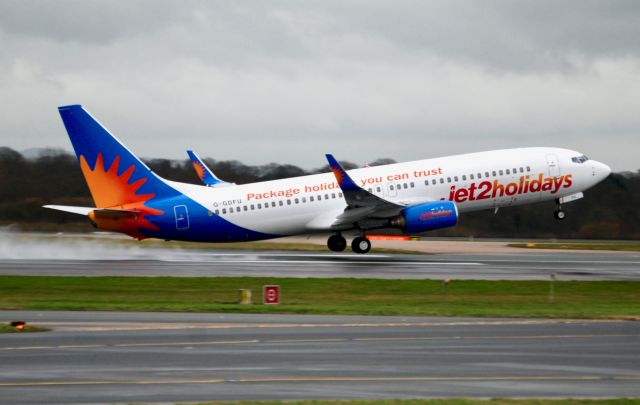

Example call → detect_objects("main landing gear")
327 233 372 254
554 199 566 220
351 236 371 254
327 233 347 252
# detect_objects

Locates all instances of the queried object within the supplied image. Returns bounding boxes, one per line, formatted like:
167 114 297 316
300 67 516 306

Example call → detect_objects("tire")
351 236 372 254
327 234 347 252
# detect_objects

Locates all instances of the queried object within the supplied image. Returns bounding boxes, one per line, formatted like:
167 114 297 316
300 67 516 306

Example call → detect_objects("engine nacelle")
389 201 458 233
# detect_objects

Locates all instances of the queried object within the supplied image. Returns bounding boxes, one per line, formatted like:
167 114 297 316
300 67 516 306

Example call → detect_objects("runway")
1 250 639 280
0 311 639 404
1 232 639 280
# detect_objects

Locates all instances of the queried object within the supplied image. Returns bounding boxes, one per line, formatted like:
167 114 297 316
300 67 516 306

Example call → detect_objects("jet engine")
389 201 458 233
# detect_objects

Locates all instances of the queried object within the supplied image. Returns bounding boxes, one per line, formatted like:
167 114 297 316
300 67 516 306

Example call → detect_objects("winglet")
187 150 230 187
325 154 360 193
325 154 398 209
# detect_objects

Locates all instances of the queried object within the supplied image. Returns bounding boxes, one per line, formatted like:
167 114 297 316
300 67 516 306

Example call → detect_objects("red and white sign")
263 285 280 305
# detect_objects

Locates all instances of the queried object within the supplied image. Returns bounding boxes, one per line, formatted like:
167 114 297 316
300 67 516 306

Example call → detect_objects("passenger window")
279 201 283 206
376 186 381 192
325 194 329 199
257 203 262 209
294 198 299 204
317 195 322 201
526 166 531 172
520 167 524 173
338 192 343 197
477 173 481 178
462 175 467 181
469 174 474 180
425 180 429 186
432 179 437 185
447 177 451 183
390 185 394 190
403 183 408 189
250 204 255 210
506 169 510 175
331 193 336 198
302 197 306 203
485 172 490 177
367 188 372 192
287 199 291 205
513 168 517 174
499 170 503 176
410 182 414 188
214 209 219 215
222 208 227 214
243 206 248 211
272 202 276 207
310 196 314 202
439 178 444 184
454 176 458 182
492 171 496 176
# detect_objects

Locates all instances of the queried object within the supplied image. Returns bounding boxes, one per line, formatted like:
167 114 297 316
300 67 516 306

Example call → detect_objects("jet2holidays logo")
448 173 573 203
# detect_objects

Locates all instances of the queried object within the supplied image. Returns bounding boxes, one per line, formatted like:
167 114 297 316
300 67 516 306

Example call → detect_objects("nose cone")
592 160 611 183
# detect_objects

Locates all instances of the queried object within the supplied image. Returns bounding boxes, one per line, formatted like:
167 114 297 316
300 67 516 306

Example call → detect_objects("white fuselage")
167 147 611 237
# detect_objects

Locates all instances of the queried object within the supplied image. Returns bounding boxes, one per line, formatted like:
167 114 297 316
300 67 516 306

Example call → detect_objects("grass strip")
509 242 640 251
0 324 48 333
0 276 639 318
183 399 640 405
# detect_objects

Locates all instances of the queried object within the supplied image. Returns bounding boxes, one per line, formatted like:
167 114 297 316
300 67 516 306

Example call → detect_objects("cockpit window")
571 155 589 163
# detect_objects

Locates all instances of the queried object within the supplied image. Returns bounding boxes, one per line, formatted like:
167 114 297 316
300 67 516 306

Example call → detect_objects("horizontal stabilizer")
43 205 141 217
43 205 95 215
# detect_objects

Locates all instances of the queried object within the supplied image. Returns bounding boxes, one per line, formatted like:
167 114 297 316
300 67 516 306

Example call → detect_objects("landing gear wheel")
327 234 347 252
554 210 566 220
351 236 372 254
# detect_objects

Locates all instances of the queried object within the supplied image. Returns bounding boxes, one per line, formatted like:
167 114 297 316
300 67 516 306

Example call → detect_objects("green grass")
184 399 640 405
509 242 640 251
0 323 48 333
1 276 639 319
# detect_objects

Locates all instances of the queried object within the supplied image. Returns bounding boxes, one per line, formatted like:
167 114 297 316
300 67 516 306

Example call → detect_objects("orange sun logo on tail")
80 153 164 239
192 161 207 181
331 167 344 185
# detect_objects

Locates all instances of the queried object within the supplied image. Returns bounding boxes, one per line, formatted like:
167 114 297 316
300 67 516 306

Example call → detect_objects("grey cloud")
0 1 638 171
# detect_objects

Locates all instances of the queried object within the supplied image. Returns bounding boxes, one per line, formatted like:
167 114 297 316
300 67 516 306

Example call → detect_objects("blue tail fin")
58 105 178 208
187 150 224 187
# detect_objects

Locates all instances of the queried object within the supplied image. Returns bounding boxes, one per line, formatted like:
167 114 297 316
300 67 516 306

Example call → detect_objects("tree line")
0 146 638 239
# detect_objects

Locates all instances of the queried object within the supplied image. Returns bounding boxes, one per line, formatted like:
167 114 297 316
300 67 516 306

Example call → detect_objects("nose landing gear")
554 199 566 220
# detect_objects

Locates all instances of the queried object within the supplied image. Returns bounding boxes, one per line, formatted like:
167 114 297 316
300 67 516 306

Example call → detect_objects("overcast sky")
0 1 639 171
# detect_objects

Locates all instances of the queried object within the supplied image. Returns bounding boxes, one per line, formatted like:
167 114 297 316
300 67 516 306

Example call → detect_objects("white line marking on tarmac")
2 375 638 387
163 259 485 266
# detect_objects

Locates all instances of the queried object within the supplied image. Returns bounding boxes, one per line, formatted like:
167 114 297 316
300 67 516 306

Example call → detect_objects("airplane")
44 105 611 254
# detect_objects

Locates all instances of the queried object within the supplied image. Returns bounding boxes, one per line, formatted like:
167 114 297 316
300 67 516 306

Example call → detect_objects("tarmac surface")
1 311 639 404
1 232 639 280
1 250 639 280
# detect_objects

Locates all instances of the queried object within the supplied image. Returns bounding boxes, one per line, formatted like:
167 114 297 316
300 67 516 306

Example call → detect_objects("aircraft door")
546 154 560 178
173 205 190 230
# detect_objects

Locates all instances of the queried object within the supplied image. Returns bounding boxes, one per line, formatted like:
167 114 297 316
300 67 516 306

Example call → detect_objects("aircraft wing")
187 150 234 188
323 154 408 230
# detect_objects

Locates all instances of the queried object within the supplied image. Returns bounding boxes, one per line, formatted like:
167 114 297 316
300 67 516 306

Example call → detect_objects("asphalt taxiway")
0 311 639 404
